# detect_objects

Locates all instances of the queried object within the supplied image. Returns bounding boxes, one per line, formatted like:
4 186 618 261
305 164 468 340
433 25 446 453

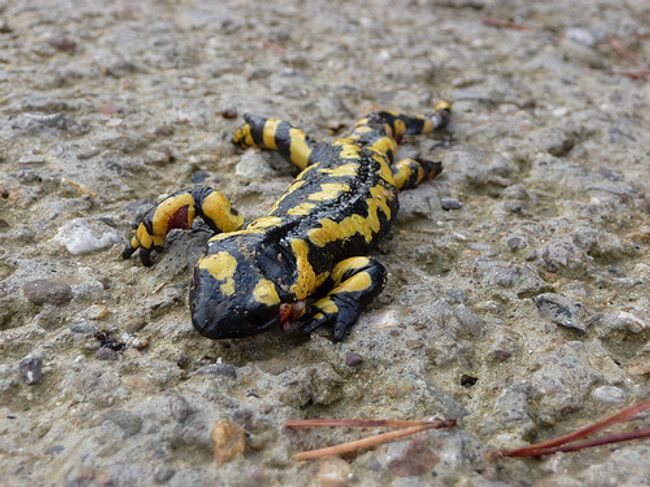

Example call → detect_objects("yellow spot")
331 257 371 284
353 125 373 134
313 312 325 320
423 119 433 133
384 123 393 136
394 119 406 137
319 163 358 177
354 118 369 127
289 128 312 169
370 185 393 219
333 271 372 294
130 237 139 249
202 191 244 233
290 239 317 300
287 202 316 216
198 251 238 295
295 163 319 180
253 279 281 305
435 99 452 112
369 136 397 158
263 118 280 149
152 193 196 236
371 154 396 186
316 298 338 314
308 191 388 247
136 223 153 249
270 179 306 211
249 216 282 229
308 182 350 201
334 140 361 159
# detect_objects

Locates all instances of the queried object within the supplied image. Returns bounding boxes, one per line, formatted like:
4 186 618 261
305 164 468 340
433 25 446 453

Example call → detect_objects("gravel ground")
1 0 650 486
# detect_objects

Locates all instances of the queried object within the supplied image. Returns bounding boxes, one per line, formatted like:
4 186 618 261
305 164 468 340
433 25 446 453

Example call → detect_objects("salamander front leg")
122 186 244 266
300 257 386 342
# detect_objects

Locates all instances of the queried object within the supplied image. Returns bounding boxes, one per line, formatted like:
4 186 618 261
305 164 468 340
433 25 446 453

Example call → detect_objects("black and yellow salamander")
122 101 451 342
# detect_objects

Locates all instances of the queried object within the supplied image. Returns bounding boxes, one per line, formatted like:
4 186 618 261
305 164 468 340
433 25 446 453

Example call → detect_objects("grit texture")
1 1 649 486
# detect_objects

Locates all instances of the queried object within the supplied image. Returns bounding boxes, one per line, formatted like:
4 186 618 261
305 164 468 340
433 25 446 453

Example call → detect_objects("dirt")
1 1 649 486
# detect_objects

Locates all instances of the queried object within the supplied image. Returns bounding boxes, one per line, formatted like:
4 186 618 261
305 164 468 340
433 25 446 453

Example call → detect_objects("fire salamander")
122 101 451 342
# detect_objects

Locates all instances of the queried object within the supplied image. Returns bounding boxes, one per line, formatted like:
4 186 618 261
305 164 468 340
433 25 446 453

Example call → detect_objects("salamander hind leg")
299 257 386 342
232 114 320 170
122 186 244 266
392 157 443 190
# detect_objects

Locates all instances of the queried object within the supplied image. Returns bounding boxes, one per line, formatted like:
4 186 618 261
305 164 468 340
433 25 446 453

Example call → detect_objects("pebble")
318 457 351 487
104 409 143 438
565 27 597 48
95 347 119 361
23 279 73 306
502 234 528 251
19 357 43 385
235 151 276 179
47 35 77 52
153 466 175 484
344 352 363 367
196 363 237 378
533 293 588 335
384 439 439 477
211 419 246 465
591 385 626 405
454 304 485 338
53 218 122 255
440 197 462 210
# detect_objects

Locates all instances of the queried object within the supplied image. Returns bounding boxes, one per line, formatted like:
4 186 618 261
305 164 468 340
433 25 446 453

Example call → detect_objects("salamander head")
190 248 298 339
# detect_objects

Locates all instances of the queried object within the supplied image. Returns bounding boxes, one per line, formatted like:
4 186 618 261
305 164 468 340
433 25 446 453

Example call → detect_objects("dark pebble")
460 374 478 388
23 279 72 306
19 357 43 385
441 197 462 210
0 218 9 229
47 35 77 52
190 170 210 184
95 347 118 361
220 108 238 119
196 363 237 378
387 439 440 477
104 409 143 438
492 349 512 361
153 466 175 484
345 352 363 367
45 445 65 456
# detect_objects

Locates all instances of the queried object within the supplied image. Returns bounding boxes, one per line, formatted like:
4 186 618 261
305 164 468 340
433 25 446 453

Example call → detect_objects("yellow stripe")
263 118 280 149
253 279 281 305
289 128 311 169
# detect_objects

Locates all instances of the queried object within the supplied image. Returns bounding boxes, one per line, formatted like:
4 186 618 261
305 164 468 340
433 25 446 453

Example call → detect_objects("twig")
482 17 532 32
495 399 650 458
608 35 640 66
293 420 456 461
513 428 650 457
615 69 650 81
285 418 449 429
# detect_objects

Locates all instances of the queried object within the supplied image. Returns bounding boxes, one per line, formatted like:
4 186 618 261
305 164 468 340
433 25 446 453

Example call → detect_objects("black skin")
122 105 451 341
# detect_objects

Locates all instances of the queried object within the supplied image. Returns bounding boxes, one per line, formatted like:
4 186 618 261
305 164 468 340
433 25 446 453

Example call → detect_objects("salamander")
122 101 451 341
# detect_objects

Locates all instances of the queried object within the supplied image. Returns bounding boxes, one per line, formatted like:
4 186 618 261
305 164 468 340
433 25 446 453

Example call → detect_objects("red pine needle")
496 399 650 458
284 418 453 429
293 422 455 461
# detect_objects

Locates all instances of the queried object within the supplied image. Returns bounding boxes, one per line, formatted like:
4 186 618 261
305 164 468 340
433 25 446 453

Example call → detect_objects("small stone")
385 439 439 477
95 347 118 361
86 305 109 320
104 409 143 438
69 320 97 334
235 150 276 179
503 234 528 251
559 38 603 68
533 293 588 335
169 394 194 423
144 149 171 165
441 197 462 210
220 108 238 119
190 170 210 183
454 304 485 337
565 27 596 47
318 457 351 487
47 35 77 52
53 218 122 255
492 349 512 362
345 352 363 367
211 419 246 465
23 279 72 306
196 363 237 379
153 466 175 484
591 385 626 405
19 357 43 385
